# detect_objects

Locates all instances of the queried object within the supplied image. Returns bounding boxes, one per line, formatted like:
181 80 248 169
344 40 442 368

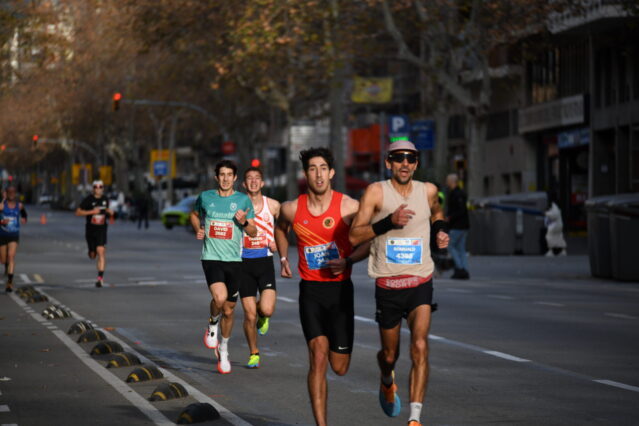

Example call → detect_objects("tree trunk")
467 115 486 199
329 64 347 193
432 111 449 185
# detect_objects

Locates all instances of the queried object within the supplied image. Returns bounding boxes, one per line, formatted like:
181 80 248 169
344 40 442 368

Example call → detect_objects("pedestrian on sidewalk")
446 173 470 279
544 200 567 256
136 190 150 230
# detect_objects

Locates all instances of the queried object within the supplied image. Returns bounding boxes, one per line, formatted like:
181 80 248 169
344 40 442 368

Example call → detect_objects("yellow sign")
149 149 176 178
72 164 93 185
99 166 113 185
351 76 393 104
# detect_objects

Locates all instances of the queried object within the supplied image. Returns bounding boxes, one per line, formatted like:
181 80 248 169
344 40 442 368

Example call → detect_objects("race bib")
244 234 268 249
304 241 340 270
386 238 423 265
2 217 17 232
209 221 233 240
91 214 106 225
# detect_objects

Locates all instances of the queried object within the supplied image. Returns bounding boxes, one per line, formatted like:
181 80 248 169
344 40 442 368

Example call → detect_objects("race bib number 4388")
209 221 234 240
304 241 340 270
386 238 423 265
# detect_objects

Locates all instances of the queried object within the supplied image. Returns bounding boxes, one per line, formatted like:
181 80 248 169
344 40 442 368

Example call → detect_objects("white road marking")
354 315 376 324
181 275 203 279
137 281 169 286
487 294 514 300
34 274 44 283
19 274 31 284
127 277 155 281
604 312 637 320
593 379 639 393
24 289 253 426
74 278 95 283
484 350 530 362
2 423 18 426
534 301 565 307
277 296 296 303
0 405 9 412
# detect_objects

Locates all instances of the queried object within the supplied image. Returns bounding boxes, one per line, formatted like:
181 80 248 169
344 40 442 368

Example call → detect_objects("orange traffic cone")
40 213 47 225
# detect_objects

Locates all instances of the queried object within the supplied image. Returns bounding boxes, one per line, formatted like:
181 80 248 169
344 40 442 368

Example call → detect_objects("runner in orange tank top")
275 147 370 426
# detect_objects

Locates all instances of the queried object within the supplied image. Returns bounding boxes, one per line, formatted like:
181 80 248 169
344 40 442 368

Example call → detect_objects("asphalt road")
1 205 638 426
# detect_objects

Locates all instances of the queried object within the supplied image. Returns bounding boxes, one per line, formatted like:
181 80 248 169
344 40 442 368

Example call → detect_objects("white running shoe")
216 346 231 374
204 319 219 349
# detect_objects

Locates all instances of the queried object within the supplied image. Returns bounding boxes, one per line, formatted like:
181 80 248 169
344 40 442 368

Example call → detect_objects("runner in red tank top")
275 147 370 426
294 191 353 282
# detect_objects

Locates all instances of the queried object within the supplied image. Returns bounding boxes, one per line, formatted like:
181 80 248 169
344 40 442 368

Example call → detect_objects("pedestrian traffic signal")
32 134 39 148
251 158 260 168
0 144 5 152
112 92 122 111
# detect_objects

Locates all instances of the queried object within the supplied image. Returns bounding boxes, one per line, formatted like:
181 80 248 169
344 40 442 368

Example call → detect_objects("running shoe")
247 353 260 369
257 315 269 336
379 372 401 417
408 421 422 426
5 285 13 293
95 279 102 288
216 347 231 374
204 318 219 349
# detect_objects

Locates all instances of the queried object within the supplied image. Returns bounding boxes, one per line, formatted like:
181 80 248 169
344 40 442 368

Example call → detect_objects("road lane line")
19 274 31 284
127 277 156 281
487 294 514 300
593 380 639 393
604 312 637 320
8 292 176 426
534 301 565 307
34 274 44 283
113 329 252 426
353 315 639 394
137 281 169 286
277 296 296 303
0 405 10 412
30 288 252 426
484 351 530 362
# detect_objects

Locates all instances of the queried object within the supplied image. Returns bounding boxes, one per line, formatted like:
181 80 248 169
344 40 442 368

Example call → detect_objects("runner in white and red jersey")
239 167 281 368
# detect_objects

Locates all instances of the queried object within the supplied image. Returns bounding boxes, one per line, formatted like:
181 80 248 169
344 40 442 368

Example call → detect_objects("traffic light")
112 92 122 111
251 158 261 168
0 144 5 152
32 134 39 149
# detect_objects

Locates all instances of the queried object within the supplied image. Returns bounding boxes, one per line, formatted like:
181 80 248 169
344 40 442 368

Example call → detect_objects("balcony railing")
548 0 631 33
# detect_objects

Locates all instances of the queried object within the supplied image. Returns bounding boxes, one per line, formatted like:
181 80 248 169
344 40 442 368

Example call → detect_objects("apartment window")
529 48 559 104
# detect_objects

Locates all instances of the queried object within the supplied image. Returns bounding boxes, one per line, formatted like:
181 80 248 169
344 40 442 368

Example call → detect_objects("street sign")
412 120 435 150
153 161 168 177
388 115 410 142
149 149 176 178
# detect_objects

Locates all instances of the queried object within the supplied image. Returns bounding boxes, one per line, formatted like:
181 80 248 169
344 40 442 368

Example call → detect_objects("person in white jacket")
545 202 567 256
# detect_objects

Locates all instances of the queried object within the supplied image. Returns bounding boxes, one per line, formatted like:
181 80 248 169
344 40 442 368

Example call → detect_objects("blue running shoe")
379 373 401 417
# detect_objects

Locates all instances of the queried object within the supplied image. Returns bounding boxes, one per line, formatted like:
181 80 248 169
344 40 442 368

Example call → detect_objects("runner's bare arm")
190 210 205 240
268 197 281 253
349 183 383 246
427 183 449 249
275 200 297 278
75 206 99 216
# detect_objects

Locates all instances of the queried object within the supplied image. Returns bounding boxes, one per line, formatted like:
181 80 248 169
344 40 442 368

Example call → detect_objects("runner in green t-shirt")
190 160 257 374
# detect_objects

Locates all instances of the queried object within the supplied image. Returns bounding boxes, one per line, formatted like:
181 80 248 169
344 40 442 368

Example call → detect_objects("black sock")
7 273 13 284
98 271 104 278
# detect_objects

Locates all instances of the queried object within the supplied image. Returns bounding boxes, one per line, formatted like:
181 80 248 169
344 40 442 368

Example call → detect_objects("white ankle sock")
409 402 423 422
220 337 229 351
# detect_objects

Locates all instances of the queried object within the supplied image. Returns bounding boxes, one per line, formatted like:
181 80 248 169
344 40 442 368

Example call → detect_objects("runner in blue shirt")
0 186 28 292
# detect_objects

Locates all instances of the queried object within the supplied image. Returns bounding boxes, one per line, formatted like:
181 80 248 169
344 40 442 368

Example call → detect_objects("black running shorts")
85 226 107 252
299 279 354 354
201 260 241 303
375 280 434 329
239 256 277 299
0 235 19 245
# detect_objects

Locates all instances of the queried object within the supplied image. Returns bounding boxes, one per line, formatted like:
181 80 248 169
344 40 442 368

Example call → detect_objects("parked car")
161 195 196 230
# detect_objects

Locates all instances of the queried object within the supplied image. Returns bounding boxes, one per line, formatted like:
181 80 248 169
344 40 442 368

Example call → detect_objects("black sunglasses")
388 152 418 164
93 185 103 189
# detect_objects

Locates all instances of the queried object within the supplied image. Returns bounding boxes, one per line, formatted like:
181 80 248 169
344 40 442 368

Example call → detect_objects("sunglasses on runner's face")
389 152 417 164
93 185 103 189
